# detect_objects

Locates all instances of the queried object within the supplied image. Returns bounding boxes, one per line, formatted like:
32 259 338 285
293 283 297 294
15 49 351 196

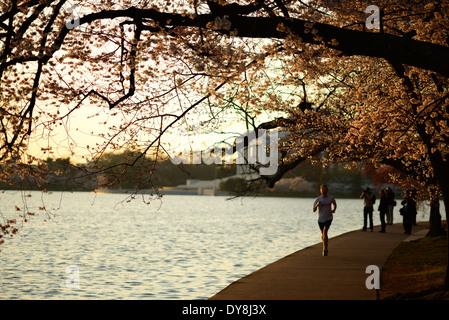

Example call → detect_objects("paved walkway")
209 223 428 300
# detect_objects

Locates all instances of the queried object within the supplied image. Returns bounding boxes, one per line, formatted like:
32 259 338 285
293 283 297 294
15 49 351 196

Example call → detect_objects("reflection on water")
0 191 430 299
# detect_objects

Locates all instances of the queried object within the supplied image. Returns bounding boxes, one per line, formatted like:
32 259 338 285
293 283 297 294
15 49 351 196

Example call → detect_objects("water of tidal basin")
0 191 431 299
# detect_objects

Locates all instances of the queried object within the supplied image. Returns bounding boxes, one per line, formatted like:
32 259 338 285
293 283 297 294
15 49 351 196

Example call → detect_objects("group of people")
360 187 417 234
312 184 418 257
360 187 396 233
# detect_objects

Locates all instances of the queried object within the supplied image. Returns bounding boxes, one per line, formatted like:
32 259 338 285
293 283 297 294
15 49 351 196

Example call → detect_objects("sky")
23 1 283 165
27 100 252 164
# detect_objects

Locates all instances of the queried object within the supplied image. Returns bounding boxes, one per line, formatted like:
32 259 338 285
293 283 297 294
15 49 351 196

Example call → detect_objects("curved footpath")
209 223 428 300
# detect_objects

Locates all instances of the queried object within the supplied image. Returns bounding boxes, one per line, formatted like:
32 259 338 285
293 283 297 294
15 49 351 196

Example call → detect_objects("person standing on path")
401 189 417 235
313 184 337 256
386 187 396 225
378 189 388 233
360 187 376 232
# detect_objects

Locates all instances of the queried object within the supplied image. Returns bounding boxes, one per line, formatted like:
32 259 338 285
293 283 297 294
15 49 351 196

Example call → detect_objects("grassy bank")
379 223 449 299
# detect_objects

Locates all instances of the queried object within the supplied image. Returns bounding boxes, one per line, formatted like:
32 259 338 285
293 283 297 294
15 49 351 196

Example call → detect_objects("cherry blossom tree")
1 0 449 286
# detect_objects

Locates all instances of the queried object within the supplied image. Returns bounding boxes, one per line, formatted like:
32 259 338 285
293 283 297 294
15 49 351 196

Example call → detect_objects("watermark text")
66 265 80 289
170 129 279 176
365 5 380 30
365 265 380 289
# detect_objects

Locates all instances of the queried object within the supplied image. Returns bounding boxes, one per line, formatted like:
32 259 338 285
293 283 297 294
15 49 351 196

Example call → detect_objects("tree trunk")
413 120 449 289
427 200 447 237
425 155 449 289
443 199 449 290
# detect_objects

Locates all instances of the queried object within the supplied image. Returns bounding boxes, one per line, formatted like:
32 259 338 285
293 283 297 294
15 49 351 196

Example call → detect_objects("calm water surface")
0 191 430 299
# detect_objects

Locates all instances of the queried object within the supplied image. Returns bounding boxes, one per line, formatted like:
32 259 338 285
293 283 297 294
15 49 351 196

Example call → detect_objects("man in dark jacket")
386 187 396 225
401 189 417 235
360 187 376 232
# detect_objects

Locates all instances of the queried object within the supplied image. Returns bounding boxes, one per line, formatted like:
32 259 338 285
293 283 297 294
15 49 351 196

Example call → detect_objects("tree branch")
46 7 449 78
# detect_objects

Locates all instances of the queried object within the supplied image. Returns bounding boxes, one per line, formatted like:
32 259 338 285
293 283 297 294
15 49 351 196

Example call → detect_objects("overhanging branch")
50 7 449 77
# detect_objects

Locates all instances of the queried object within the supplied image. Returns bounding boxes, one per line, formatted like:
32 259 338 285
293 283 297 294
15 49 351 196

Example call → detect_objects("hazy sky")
28 101 250 164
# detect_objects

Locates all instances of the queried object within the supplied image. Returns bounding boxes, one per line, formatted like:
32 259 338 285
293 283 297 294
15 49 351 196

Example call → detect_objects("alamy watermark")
66 265 80 290
169 129 279 176
63 3 81 30
365 265 380 290
366 5 381 30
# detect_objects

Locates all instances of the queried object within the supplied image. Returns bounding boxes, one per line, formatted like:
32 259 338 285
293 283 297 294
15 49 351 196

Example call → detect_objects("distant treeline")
1 150 369 195
0 151 235 191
